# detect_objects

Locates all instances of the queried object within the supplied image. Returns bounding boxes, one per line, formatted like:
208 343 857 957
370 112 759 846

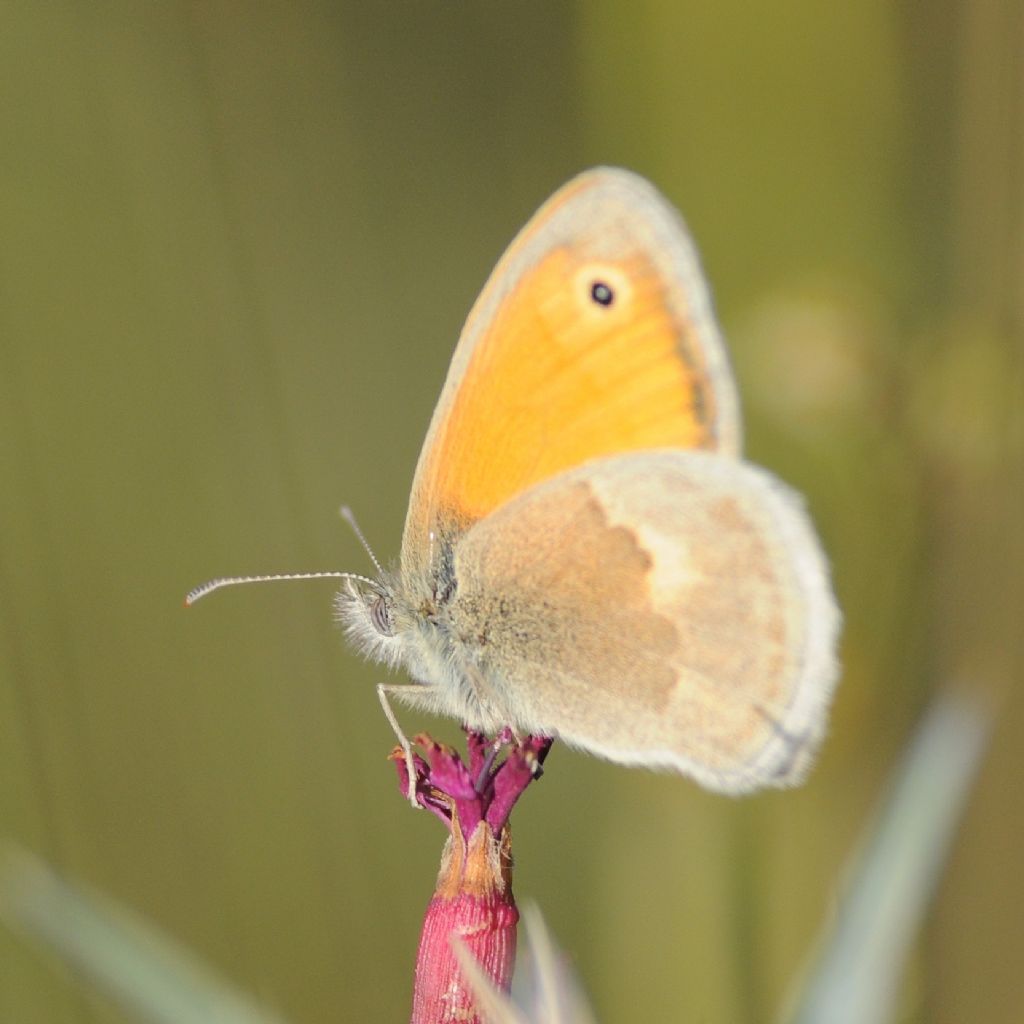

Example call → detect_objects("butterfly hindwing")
443 450 839 792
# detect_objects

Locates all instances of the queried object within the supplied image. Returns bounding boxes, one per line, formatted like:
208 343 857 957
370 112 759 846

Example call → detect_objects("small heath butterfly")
191 168 841 795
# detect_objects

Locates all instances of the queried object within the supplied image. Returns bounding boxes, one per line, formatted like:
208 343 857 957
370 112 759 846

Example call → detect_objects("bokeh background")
2 3 1021 1022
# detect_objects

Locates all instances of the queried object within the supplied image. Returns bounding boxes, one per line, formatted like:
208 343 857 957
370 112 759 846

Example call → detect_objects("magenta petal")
466 730 491 781
396 730 554 836
392 748 453 826
421 738 485 832
485 736 553 832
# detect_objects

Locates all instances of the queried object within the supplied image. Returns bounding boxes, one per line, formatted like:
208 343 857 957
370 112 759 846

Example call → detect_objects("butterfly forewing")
401 168 741 582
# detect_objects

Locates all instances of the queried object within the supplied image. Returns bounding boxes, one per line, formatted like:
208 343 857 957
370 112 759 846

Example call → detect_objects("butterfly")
190 168 841 797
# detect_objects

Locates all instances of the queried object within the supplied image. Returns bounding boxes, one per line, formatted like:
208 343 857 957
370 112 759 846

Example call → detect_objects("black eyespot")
590 280 614 307
370 595 394 636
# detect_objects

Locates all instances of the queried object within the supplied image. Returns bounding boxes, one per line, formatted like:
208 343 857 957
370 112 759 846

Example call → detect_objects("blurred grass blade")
455 903 597 1024
784 692 990 1024
0 848 287 1024
453 938 530 1024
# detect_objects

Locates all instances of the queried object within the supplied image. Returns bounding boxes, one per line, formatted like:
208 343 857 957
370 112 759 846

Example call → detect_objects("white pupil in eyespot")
590 281 614 306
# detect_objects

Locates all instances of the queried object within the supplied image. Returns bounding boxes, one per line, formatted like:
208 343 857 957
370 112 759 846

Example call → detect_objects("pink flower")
393 731 552 1024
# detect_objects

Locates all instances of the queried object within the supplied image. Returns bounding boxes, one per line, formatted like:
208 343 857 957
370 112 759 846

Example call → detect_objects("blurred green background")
1 3 1020 1022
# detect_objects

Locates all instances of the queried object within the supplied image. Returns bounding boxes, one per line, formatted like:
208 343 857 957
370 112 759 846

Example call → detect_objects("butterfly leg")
377 682 429 807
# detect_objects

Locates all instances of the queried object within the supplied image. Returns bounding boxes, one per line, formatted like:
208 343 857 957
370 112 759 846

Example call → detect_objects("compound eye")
370 594 394 636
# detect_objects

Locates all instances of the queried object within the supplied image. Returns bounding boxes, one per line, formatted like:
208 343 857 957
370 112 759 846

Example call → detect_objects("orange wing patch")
434 247 709 523
401 169 740 579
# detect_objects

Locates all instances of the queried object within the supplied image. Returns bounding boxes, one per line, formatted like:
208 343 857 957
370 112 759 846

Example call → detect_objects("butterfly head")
334 573 411 672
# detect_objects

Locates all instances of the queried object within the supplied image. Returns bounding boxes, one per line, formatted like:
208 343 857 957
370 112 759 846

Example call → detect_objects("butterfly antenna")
339 505 385 578
185 570 380 607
